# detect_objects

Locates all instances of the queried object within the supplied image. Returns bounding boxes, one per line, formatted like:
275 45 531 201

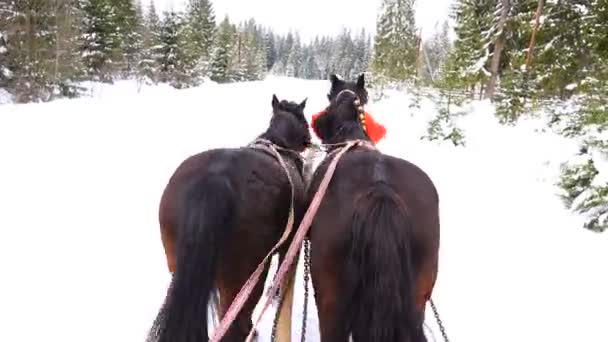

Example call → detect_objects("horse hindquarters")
148 176 237 342
340 183 426 342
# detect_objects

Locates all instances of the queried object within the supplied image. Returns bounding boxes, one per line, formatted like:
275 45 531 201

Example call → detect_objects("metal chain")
429 299 450 342
300 238 311 342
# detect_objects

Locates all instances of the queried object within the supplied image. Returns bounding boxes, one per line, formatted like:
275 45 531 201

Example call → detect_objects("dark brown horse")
308 75 440 342
148 95 311 342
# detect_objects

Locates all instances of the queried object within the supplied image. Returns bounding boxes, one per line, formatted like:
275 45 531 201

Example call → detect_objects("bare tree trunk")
485 0 510 99
526 0 545 69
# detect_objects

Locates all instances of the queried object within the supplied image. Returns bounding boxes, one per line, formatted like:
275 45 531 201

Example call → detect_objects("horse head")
313 74 369 144
263 94 312 152
327 73 369 106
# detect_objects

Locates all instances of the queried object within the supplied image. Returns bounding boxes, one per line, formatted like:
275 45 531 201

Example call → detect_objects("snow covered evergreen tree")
81 0 123 81
2 0 59 102
352 29 372 79
115 0 142 77
210 16 234 83
0 1 17 90
548 1 608 232
266 30 370 80
157 10 190 88
50 0 85 98
444 0 495 97
183 0 216 82
265 31 277 71
229 28 247 82
372 0 418 80
138 0 162 83
285 33 302 77
0 31 9 88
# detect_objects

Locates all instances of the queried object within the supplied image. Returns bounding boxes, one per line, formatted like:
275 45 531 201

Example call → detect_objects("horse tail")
147 175 236 342
342 183 426 342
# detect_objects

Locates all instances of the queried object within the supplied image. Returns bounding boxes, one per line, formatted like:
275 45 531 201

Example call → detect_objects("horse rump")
147 175 236 342
340 182 426 342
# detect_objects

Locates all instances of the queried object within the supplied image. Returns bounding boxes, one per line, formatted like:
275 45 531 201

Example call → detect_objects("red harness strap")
311 110 387 144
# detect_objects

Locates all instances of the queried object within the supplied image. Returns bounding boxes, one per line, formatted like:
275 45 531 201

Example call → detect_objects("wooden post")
274 254 299 342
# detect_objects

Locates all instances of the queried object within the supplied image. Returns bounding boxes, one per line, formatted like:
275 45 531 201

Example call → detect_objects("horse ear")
299 98 307 110
272 94 279 110
330 74 343 86
357 73 365 88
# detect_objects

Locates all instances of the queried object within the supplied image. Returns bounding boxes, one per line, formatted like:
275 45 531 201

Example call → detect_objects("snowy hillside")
0 77 607 342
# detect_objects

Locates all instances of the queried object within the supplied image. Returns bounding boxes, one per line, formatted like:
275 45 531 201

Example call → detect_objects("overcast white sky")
150 0 455 41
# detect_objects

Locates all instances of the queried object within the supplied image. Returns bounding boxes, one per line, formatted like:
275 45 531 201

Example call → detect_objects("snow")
0 88 13 104
1 77 607 342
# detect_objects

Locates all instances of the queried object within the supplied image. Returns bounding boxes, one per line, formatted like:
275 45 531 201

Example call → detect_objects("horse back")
161 147 304 235
309 148 440 252
311 149 438 204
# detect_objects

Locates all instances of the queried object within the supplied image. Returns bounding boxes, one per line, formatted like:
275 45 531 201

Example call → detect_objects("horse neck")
257 123 304 164
325 122 370 147
259 118 300 149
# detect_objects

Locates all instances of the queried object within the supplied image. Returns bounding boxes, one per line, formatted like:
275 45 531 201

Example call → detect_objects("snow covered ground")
1 77 607 342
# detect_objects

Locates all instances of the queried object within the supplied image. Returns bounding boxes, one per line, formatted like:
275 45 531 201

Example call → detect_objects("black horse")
149 95 311 342
308 75 440 342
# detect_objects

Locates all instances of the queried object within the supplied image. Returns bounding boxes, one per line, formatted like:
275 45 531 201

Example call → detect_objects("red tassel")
311 110 386 144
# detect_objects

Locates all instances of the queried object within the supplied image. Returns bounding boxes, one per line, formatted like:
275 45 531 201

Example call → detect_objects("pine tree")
265 31 277 71
0 1 16 90
254 45 268 80
285 34 302 77
185 0 216 59
210 16 234 83
138 0 162 83
3 0 58 102
81 0 122 81
372 0 418 80
352 29 371 78
50 0 85 98
445 0 495 96
281 32 294 70
157 10 187 87
549 1 608 232
270 34 286 74
115 0 142 77
183 0 216 81
229 27 247 82
301 49 320 79
0 30 9 88
315 36 332 78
